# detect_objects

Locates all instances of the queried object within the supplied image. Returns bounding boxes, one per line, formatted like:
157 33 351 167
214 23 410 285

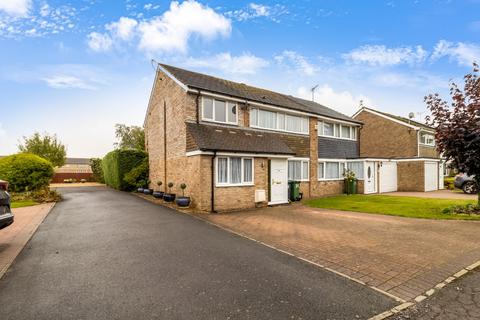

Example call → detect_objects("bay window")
216 157 253 186
202 97 237 125
250 107 309 134
288 160 309 181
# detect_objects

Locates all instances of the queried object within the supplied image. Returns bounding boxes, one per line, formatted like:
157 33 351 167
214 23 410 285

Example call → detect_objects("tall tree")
114 124 145 151
18 132 67 167
425 63 480 205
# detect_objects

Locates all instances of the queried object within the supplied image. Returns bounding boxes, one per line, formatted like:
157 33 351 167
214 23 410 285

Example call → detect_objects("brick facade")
397 161 425 192
355 110 418 158
354 109 440 159
145 68 362 212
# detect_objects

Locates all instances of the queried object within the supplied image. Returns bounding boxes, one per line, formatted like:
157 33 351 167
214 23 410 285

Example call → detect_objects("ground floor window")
288 160 309 181
217 157 254 186
347 161 364 180
318 161 345 180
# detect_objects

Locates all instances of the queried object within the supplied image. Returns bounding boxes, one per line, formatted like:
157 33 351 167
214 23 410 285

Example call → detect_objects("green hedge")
102 149 147 191
0 153 54 192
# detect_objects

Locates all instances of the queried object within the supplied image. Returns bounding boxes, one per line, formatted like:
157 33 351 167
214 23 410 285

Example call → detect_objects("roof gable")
354 107 435 131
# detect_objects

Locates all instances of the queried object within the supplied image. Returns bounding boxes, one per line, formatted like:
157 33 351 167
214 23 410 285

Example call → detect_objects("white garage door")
425 162 439 192
379 162 397 193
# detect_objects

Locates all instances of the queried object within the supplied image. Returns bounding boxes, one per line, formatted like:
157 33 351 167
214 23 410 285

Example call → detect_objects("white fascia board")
287 157 310 161
157 64 189 92
395 158 441 162
360 108 420 130
351 107 365 118
186 150 292 158
187 88 361 126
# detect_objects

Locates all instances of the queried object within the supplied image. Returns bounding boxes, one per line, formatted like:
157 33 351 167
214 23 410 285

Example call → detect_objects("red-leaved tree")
425 63 480 206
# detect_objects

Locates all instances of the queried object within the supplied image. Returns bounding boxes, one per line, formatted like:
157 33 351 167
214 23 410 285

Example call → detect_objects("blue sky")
1 0 479 157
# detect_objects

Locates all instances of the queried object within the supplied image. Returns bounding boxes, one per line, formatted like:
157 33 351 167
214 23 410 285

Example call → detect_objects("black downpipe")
211 151 217 213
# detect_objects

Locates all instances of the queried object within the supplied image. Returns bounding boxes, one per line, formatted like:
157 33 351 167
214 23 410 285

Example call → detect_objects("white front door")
364 161 377 194
438 161 445 189
269 159 288 205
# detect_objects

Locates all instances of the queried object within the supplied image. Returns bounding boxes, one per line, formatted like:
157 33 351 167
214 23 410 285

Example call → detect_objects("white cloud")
343 45 428 66
431 40 480 66
87 32 113 52
106 17 138 41
0 3 77 38
274 50 317 76
297 85 372 116
41 75 96 90
138 0 231 53
144 3 160 10
225 3 287 22
184 52 268 75
0 0 31 16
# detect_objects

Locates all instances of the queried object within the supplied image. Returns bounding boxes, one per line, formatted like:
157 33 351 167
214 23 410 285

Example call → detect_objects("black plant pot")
176 196 191 207
137 188 144 193
153 191 164 199
143 189 153 195
163 193 176 202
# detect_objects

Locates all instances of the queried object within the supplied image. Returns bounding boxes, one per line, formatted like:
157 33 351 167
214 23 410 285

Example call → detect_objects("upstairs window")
420 132 435 146
318 121 357 140
250 107 309 134
202 97 237 125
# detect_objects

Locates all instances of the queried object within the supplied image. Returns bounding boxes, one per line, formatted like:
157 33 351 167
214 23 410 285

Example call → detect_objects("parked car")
454 174 478 194
0 189 14 230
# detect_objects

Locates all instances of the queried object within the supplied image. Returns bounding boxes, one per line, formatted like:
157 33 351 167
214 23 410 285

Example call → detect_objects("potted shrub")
153 181 164 199
163 182 176 202
343 169 357 195
175 183 191 207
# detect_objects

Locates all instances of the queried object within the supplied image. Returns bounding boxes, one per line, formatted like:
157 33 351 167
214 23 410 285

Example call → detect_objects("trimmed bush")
123 157 149 189
90 158 104 183
0 153 54 192
102 149 147 191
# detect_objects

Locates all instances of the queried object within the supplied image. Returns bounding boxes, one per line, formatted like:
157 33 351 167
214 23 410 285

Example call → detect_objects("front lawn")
305 195 479 220
11 200 38 209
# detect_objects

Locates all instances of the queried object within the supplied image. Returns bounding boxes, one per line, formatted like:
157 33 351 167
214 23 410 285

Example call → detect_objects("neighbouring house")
52 158 93 183
144 64 368 212
352 107 444 193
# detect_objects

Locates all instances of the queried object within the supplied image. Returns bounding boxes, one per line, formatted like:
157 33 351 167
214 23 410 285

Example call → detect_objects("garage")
424 162 439 192
379 161 397 193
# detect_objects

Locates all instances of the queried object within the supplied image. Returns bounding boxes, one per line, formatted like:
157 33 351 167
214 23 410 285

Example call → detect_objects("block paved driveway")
200 204 480 302
0 187 395 320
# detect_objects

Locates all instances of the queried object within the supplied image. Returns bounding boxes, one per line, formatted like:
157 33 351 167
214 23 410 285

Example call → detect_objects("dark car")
0 189 14 230
454 174 478 194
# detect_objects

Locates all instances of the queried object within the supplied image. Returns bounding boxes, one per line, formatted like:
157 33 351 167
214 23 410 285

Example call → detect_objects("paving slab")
199 204 480 302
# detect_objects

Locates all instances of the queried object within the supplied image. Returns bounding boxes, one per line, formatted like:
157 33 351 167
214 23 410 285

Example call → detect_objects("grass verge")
305 194 479 220
11 200 39 209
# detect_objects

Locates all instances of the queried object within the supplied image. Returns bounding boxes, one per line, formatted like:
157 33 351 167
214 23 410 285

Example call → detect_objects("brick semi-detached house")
144 64 444 212
353 107 444 193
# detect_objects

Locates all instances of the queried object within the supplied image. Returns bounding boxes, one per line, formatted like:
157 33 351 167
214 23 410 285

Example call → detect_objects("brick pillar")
309 117 318 198
243 103 250 127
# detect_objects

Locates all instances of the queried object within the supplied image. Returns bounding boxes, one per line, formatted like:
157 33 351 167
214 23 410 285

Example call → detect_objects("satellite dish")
408 112 415 119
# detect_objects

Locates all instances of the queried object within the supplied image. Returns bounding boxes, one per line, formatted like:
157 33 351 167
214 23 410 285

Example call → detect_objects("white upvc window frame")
202 96 238 125
216 156 254 187
318 160 346 181
419 131 436 147
287 158 309 181
250 107 309 135
318 121 358 141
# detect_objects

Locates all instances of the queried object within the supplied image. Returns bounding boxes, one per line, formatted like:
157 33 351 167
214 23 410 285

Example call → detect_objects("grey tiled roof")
160 64 361 124
186 122 295 155
65 158 91 165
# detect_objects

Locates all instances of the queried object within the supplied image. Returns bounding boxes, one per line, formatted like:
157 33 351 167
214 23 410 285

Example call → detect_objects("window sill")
202 119 238 126
216 183 255 188
318 135 357 141
250 125 309 136
419 143 436 148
